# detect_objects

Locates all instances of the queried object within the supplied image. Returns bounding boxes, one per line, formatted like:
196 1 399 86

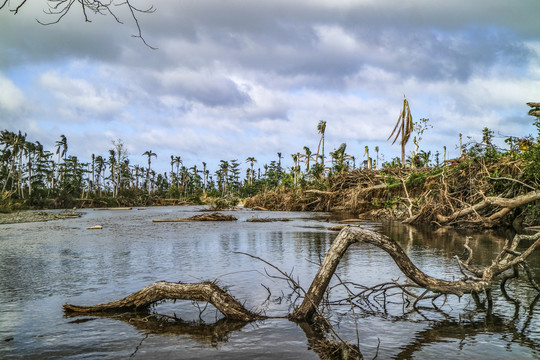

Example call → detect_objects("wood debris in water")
246 217 290 222
152 212 237 222
94 207 133 211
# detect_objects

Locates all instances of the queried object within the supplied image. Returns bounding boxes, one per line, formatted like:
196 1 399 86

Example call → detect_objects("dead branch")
436 190 540 225
153 212 237 222
64 281 261 322
292 226 540 322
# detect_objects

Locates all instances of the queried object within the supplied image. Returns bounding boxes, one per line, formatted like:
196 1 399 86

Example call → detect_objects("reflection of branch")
65 311 249 344
394 308 540 359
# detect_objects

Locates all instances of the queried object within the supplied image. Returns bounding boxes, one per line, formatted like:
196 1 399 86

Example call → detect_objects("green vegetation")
2 102 540 225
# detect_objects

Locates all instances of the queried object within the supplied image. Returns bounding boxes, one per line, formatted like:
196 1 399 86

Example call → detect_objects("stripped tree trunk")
64 228 540 326
436 190 540 225
291 226 540 321
64 281 262 322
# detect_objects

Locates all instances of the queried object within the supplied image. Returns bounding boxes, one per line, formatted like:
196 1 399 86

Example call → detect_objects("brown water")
0 206 538 359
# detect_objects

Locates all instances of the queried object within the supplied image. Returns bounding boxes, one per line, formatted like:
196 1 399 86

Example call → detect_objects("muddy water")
0 206 538 359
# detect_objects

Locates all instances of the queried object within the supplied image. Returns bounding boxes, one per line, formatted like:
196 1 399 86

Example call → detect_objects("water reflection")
0 208 539 359
394 302 540 360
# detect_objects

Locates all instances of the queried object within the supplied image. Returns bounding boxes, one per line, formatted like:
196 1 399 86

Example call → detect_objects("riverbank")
0 210 82 225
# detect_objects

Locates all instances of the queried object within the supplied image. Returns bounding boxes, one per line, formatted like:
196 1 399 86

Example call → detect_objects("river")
0 206 538 359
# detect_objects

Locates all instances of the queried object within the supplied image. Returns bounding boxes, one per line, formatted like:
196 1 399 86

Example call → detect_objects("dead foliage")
245 157 540 229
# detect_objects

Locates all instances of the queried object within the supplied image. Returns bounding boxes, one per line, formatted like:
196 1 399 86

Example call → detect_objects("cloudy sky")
1 0 540 174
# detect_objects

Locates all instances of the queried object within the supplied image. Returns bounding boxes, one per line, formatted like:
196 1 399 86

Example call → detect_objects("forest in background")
2 102 540 229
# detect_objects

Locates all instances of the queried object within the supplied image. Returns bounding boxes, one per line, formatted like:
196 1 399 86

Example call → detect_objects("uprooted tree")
64 226 540 358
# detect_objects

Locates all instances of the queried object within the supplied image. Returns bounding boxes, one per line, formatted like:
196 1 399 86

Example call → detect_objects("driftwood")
63 226 539 359
246 217 290 222
94 207 133 211
65 226 540 323
64 281 261 321
152 212 237 222
291 226 540 321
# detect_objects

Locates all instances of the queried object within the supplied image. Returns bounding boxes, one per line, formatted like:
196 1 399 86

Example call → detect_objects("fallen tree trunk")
291 226 540 321
436 190 540 225
153 212 237 222
64 281 261 322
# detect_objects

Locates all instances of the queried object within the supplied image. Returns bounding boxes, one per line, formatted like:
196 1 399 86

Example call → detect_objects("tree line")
2 100 539 210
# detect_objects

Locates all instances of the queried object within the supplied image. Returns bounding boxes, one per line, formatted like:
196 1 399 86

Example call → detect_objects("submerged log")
64 281 261 322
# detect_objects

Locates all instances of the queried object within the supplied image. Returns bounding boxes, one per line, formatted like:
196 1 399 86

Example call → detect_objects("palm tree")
55 134 68 184
298 146 314 180
143 150 157 193
202 161 207 193
316 120 327 175
170 155 175 184
23 140 36 197
329 143 350 174
291 153 300 186
108 149 118 197
375 146 380 170
364 146 371 170
245 157 257 184
95 155 105 195
55 134 68 162
387 96 413 167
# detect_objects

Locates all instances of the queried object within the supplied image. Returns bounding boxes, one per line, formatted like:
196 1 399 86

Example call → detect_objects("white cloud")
0 74 25 114
1 0 540 173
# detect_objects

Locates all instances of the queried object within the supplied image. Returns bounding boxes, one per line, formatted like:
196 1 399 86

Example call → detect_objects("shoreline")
0 210 82 225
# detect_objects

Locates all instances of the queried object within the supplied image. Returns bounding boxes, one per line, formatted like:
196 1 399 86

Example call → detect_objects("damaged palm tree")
388 96 414 167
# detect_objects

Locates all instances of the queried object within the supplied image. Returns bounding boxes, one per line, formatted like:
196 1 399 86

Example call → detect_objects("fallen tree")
435 190 540 226
64 226 540 358
64 281 260 322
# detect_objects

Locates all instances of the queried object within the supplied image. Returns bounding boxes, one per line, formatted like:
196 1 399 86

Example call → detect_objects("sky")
1 0 540 175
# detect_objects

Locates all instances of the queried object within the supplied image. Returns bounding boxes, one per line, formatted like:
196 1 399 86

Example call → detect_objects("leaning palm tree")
143 150 157 193
387 96 413 167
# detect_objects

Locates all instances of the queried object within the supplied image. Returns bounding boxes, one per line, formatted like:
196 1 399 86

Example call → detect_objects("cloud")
1 0 540 174
0 73 25 114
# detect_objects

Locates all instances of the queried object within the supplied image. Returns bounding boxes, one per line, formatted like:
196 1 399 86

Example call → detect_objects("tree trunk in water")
291 226 540 322
64 281 262 322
